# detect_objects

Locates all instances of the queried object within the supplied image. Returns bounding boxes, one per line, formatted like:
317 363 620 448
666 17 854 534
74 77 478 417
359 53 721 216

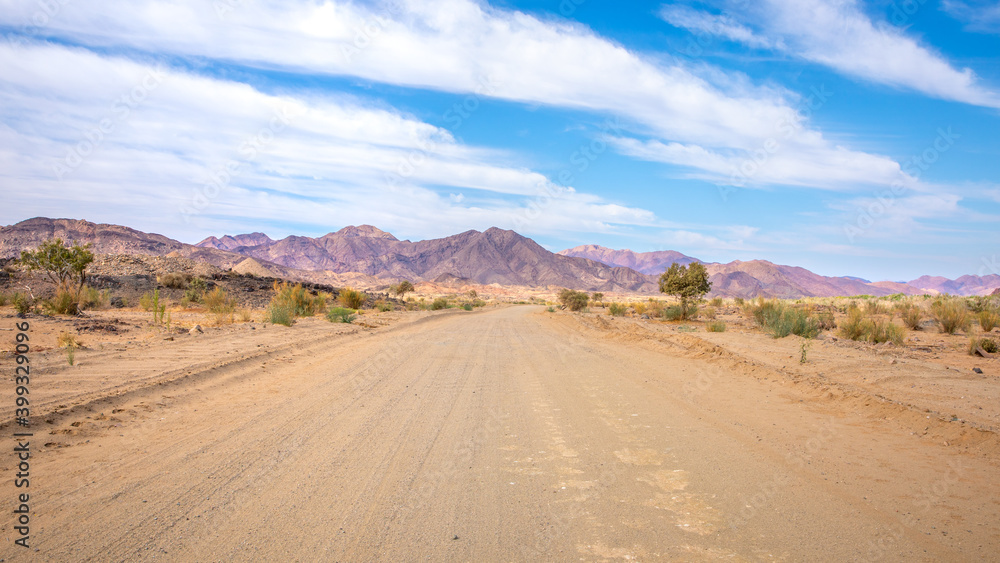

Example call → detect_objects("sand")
0 305 997 560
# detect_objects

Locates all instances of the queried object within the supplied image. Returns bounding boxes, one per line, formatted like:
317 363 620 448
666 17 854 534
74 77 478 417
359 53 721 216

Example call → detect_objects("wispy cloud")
0 0 927 193
942 0 1000 34
660 0 1000 109
0 41 661 241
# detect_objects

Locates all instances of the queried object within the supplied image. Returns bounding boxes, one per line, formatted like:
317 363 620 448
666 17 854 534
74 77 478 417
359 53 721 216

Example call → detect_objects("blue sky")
0 0 998 281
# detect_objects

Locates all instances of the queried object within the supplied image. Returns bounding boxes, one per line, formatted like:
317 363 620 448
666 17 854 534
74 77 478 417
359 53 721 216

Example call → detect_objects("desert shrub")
968 336 998 355
702 306 717 320
733 297 744 306
374 299 393 312
645 300 665 317
0 293 8 306
966 296 996 313
470 299 486 308
558 289 590 312
204 286 236 324
839 309 905 344
632 301 647 315
749 299 819 338
864 299 885 315
268 303 295 326
58 332 81 365
158 272 192 289
710 297 723 307
44 284 79 315
608 302 628 316
931 299 971 334
271 282 322 317
546 306 556 313
706 321 726 332
326 307 356 324
978 309 1000 332
430 297 449 310
78 285 107 309
12 292 32 316
815 311 836 331
661 306 684 321
898 304 923 330
462 303 473 311
339 288 367 310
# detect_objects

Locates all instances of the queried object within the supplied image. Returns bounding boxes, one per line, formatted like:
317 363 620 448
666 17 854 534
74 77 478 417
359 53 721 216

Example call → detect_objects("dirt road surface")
2 306 997 561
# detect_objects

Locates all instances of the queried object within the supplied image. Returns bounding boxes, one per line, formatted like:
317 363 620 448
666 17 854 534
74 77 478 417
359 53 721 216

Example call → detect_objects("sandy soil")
0 305 997 561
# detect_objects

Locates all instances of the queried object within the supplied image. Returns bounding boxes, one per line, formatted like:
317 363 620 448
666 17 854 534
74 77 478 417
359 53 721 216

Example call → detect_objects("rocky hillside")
557 245 699 275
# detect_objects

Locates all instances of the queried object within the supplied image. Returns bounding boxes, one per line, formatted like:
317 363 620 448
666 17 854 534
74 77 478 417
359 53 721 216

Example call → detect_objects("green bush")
546 306 556 313
79 285 107 309
558 289 590 312
733 297 744 306
978 309 999 332
326 307 356 324
271 282 323 317
931 299 971 334
608 302 628 316
269 303 295 326
968 336 998 355
748 299 820 339
706 321 726 332
44 286 79 315
462 303 473 311
338 287 366 309
12 292 33 316
374 299 393 312
430 297 449 310
661 305 684 321
710 297 723 307
838 309 905 344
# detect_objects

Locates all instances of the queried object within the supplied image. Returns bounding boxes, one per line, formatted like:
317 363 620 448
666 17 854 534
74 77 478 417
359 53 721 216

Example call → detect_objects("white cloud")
0 41 662 242
659 4 775 49
0 0 932 193
942 0 1000 34
662 0 1000 109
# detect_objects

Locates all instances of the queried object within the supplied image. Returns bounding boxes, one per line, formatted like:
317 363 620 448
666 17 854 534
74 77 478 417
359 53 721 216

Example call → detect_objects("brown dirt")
0 305 997 561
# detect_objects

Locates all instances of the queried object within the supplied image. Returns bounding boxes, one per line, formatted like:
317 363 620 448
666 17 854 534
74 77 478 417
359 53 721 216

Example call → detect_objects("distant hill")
3 217 998 297
557 245 699 275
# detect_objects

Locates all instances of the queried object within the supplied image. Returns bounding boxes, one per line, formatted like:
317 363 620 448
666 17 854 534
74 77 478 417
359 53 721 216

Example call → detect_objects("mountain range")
2 218 999 297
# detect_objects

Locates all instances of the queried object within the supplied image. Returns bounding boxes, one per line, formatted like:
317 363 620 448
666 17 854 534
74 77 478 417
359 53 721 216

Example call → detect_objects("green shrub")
44 286 79 315
733 297 744 306
931 299 971 334
79 285 107 309
546 306 556 313
268 303 295 326
898 304 923 330
462 303 473 311
326 307 356 324
271 282 322 317
661 305 684 321
608 302 628 316
710 297 723 307
702 306 716 319
339 288 367 310
748 299 820 339
558 289 590 312
374 299 393 312
706 321 726 332
978 309 1000 332
430 297 449 310
13 293 33 316
838 309 905 344
968 336 998 355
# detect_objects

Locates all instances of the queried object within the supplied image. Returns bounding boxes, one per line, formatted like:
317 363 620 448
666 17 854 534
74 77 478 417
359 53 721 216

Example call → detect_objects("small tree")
558 289 590 312
659 263 712 320
20 239 94 314
393 280 415 300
